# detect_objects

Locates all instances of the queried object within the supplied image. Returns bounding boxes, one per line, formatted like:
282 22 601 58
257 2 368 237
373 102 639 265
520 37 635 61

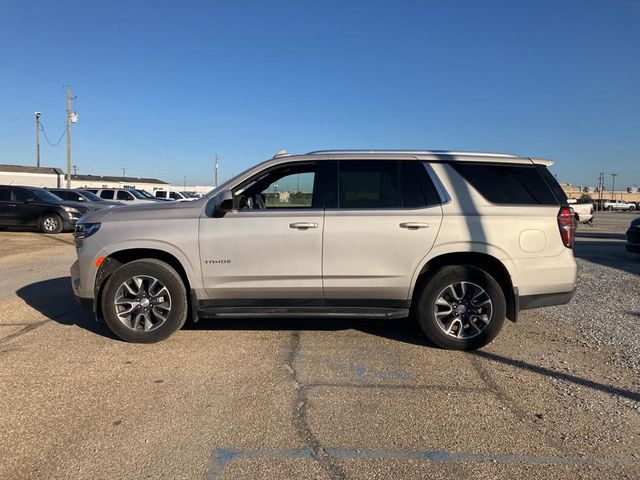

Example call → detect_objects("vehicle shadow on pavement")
470 350 640 403
574 240 640 276
16 276 117 339
185 315 436 347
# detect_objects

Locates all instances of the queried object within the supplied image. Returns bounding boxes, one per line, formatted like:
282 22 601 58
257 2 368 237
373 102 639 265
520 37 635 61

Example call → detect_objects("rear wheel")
101 259 188 343
415 265 506 350
40 214 63 234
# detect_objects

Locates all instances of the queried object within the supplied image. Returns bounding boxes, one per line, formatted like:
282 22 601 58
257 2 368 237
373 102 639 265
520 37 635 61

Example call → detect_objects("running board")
198 307 410 319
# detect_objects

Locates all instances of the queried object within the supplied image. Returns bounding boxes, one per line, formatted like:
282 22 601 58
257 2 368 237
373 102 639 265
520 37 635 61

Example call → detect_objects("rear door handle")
289 222 319 230
399 222 429 229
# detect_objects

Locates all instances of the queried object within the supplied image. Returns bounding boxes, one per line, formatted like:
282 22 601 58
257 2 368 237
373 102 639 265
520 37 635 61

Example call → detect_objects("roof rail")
305 149 518 158
273 149 291 159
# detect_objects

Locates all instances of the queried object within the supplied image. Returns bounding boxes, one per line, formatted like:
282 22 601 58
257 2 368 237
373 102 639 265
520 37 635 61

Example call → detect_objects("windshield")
80 190 103 201
30 188 64 202
134 189 154 199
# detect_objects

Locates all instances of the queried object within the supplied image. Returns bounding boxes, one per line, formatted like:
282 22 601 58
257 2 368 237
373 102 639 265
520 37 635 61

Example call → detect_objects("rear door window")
0 187 10 201
338 161 401 209
100 190 115 200
10 189 30 202
450 163 559 205
53 191 70 200
117 191 134 201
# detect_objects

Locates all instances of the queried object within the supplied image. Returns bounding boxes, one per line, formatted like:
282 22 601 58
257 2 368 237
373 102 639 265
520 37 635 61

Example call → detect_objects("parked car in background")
567 199 594 224
72 149 577 349
48 188 124 210
133 189 172 202
82 188 164 204
603 200 635 211
0 185 88 233
626 217 640 254
154 190 197 201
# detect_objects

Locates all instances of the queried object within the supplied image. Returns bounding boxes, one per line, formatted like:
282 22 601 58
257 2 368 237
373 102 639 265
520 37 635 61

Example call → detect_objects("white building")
1 163 214 195
0 164 64 188
70 174 169 192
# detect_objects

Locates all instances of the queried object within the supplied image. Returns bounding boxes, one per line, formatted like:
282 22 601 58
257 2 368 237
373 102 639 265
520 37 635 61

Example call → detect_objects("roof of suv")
272 150 553 166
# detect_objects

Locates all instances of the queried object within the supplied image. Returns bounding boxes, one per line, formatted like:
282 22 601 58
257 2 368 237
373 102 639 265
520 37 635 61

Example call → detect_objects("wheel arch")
95 248 193 319
410 252 518 322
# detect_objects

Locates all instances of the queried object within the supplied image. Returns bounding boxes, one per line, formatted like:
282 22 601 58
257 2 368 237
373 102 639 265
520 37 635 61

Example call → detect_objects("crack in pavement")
282 331 348 480
0 320 50 345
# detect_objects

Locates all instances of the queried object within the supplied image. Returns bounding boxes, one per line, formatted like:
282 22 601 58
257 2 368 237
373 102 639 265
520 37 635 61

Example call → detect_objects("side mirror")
212 190 233 218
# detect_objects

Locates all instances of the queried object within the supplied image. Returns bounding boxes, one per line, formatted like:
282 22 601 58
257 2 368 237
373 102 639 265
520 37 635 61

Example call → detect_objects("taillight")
557 206 575 248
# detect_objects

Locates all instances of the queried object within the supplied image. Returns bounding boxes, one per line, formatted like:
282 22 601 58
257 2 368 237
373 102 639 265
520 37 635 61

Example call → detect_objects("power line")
39 122 67 146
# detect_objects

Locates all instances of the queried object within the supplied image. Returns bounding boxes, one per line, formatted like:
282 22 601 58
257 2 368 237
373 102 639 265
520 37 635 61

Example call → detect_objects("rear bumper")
520 290 575 310
626 242 640 254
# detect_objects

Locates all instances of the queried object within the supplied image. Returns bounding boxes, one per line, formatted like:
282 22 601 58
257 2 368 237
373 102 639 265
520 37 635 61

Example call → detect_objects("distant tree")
579 192 592 203
289 192 313 205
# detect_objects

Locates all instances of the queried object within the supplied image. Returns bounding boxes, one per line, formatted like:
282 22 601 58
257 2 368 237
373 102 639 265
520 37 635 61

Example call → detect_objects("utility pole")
611 173 618 201
183 175 186 190
65 86 77 189
214 154 219 188
122 168 127 177
35 112 41 167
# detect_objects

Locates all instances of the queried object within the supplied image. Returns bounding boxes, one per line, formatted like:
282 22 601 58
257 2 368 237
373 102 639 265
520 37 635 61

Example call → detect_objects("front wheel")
415 265 506 350
101 259 188 343
40 214 63 234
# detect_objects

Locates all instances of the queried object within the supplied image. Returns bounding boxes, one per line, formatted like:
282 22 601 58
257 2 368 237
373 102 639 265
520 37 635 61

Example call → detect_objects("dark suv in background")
48 188 124 210
0 185 89 233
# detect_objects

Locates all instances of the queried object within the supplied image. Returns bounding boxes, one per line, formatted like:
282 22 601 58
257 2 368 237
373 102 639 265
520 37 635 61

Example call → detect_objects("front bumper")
70 260 95 312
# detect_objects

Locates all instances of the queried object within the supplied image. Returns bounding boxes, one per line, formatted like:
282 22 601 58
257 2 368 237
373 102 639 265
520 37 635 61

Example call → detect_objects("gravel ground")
556 254 640 373
552 212 640 373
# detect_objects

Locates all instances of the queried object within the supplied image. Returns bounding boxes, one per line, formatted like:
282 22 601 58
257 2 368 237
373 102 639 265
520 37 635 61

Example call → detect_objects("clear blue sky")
1 0 638 188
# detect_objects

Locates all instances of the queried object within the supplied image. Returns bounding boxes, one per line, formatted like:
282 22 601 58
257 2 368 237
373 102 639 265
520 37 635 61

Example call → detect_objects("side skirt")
198 306 410 320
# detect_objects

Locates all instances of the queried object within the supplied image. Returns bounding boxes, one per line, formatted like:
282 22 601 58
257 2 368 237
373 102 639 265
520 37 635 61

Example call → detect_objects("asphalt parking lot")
1 212 639 479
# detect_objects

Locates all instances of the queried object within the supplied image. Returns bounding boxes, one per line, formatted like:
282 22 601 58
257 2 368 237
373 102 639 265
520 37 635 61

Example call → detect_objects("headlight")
74 223 101 239
63 206 80 213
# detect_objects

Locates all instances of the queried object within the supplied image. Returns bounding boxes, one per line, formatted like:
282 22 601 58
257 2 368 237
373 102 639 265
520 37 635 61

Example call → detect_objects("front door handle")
399 222 429 230
289 222 319 230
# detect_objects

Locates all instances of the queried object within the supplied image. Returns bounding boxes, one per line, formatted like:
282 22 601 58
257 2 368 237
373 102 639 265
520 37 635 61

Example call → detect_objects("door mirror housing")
212 190 233 218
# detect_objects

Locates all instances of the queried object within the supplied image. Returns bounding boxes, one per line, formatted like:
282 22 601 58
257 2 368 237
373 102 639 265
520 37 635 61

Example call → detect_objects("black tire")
101 259 188 343
415 265 506 350
40 213 63 234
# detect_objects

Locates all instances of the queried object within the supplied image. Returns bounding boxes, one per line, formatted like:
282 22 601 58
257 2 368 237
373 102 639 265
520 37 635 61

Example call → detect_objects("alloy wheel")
43 217 59 232
433 281 493 339
114 275 172 332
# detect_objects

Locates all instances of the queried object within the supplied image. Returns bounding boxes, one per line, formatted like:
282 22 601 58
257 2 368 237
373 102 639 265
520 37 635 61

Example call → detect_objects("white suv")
83 188 163 204
71 150 577 349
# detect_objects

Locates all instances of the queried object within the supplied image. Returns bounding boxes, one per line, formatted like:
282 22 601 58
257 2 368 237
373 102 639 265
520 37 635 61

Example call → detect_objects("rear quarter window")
450 163 559 205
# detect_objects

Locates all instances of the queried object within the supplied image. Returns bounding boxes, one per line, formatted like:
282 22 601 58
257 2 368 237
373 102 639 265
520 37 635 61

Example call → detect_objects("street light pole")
611 173 618 201
35 112 41 167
